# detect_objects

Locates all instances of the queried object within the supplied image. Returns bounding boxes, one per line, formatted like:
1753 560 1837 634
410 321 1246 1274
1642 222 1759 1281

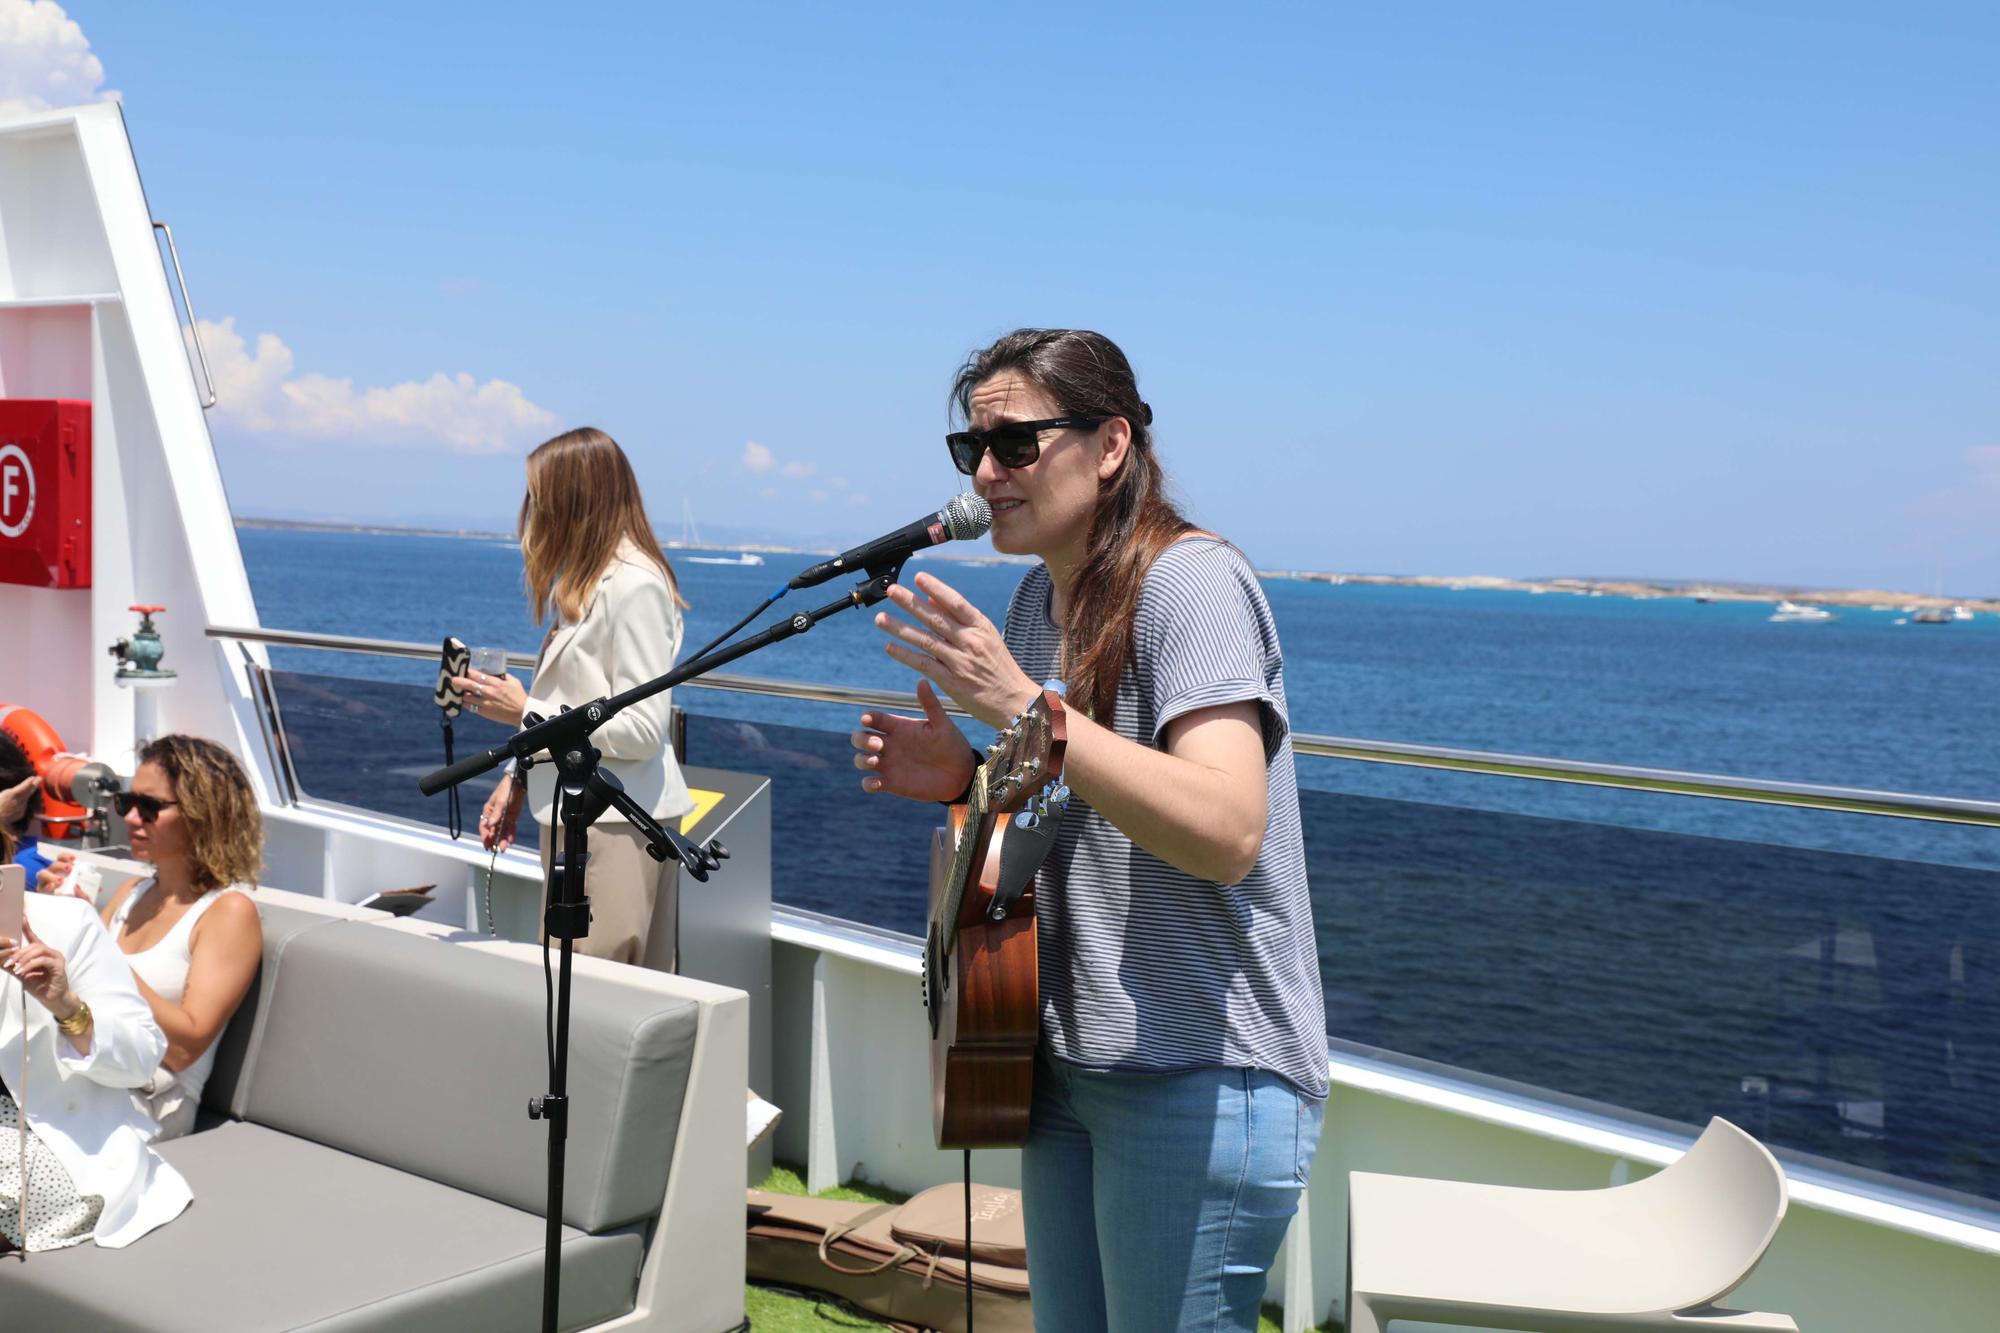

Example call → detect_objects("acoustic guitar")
923 688 1068 1148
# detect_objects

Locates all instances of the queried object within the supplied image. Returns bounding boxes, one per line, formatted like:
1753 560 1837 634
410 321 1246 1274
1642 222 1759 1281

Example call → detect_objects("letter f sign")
0 444 36 540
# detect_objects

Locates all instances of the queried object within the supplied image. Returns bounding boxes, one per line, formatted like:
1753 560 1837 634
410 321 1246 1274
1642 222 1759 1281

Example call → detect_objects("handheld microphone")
789 493 992 591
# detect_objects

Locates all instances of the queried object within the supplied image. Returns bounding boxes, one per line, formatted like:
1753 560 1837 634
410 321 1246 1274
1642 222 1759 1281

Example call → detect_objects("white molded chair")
1345 1117 1799 1332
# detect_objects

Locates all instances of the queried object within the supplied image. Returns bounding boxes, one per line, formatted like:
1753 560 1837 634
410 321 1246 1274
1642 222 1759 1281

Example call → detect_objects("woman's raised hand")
875 571 1038 729
454 669 528 728
0 774 37 830
853 680 975 801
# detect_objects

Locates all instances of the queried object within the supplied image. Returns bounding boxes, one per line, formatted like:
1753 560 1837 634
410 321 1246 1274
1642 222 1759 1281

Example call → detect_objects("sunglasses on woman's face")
945 417 1103 476
114 791 179 823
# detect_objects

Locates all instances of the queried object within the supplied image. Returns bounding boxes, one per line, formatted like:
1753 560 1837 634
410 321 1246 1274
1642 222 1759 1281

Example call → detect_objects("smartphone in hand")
435 636 470 718
0 862 25 946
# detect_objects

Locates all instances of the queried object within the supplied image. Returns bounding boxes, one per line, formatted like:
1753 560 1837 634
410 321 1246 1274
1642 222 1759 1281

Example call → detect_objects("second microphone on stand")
789 494 992 591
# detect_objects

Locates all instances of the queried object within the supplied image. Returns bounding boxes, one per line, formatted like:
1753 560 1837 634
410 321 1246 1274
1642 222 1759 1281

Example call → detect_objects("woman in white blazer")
459 427 696 966
1 891 190 1250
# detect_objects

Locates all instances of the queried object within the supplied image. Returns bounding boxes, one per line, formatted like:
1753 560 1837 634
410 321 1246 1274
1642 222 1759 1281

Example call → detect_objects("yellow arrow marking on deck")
678 788 726 835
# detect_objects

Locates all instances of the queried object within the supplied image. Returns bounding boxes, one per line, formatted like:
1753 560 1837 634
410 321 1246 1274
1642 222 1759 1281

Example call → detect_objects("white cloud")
734 442 862 504
196 317 557 455
0 1 117 115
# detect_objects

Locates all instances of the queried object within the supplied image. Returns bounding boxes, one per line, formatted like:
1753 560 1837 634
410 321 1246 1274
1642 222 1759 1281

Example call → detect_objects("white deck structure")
1 102 1996 1331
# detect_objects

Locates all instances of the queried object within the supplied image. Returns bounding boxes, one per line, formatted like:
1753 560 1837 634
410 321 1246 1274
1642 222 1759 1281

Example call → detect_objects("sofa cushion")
2 1121 643 1333
237 920 698 1232
202 898 345 1119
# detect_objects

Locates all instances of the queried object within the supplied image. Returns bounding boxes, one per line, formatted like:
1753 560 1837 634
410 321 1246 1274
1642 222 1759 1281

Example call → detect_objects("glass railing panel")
669 706 2000 1204
1296 783 1998 1205
683 711 942 937
264 664 537 850
243 657 1998 1207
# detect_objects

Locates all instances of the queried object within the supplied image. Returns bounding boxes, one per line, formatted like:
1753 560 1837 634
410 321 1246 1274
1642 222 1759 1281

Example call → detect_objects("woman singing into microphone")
459 427 696 966
853 329 1325 1331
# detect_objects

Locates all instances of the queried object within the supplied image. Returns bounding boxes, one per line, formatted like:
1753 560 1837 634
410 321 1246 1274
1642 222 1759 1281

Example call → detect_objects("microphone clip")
847 556 908 607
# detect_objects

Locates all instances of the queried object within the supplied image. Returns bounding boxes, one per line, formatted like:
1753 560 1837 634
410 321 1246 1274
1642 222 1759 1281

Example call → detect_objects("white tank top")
108 879 252 1107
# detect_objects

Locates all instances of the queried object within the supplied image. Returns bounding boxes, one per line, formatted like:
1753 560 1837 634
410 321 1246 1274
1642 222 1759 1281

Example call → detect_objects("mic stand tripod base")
422 563 898 1333
535 737 629 1333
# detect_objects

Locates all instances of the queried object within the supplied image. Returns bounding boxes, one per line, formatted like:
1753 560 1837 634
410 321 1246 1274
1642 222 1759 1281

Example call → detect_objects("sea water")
239 526 1997 866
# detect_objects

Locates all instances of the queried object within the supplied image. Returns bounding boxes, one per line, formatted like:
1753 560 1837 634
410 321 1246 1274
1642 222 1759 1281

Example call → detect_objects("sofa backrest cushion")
202 898 344 1120
237 921 700 1233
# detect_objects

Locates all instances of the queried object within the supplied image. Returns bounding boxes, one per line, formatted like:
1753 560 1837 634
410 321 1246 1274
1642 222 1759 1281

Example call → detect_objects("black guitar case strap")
440 715 462 840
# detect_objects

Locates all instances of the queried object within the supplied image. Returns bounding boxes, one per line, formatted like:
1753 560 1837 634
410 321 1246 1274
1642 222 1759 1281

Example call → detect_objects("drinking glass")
470 646 509 678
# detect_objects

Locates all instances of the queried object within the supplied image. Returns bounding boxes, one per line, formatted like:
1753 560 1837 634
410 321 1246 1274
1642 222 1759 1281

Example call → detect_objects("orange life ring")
0 704 89 839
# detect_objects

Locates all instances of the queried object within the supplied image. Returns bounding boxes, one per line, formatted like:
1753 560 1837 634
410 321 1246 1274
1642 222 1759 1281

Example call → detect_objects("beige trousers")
537 820 676 968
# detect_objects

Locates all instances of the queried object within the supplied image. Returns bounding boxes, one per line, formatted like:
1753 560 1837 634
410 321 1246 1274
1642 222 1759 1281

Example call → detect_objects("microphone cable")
683 584 791 667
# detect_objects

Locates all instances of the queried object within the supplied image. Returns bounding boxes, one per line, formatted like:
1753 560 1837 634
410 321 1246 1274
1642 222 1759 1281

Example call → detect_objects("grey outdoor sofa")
4 889 748 1332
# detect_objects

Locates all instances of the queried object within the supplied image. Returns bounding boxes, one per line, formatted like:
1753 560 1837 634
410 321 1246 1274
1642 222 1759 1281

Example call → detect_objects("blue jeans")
1020 1052 1325 1332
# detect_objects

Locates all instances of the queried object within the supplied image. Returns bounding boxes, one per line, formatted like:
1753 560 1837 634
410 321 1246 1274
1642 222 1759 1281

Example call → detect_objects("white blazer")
523 539 697 828
1 894 190 1248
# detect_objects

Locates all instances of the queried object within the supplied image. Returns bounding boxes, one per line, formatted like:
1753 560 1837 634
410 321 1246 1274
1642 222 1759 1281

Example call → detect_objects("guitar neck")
937 770 990 955
934 689 1066 957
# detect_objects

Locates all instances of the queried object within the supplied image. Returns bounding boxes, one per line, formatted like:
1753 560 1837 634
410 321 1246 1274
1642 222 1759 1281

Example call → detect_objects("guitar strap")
986 676 1070 922
988 807 1061 922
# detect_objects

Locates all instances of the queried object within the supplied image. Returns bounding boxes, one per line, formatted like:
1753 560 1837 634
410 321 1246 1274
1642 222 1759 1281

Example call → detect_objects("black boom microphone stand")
418 558 911 1333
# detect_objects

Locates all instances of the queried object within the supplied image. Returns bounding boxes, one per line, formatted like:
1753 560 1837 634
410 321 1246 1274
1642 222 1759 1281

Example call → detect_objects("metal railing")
153 220 217 410
207 623 2000 827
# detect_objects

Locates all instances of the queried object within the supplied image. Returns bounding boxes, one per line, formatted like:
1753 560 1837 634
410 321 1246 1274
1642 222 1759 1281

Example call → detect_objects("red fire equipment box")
0 399 92 589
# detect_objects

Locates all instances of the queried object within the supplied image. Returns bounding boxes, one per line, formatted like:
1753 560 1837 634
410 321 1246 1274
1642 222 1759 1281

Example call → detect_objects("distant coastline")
233 517 1997 613
1267 571 1998 615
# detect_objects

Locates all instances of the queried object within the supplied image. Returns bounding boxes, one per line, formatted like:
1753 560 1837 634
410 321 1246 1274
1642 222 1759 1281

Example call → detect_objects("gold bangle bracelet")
56 999 93 1037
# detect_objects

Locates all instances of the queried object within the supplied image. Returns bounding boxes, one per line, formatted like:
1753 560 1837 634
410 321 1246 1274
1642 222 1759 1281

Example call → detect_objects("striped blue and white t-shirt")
1003 538 1328 1098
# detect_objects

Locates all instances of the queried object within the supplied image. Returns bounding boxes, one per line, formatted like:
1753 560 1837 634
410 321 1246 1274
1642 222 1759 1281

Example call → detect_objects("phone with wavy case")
435 636 470 718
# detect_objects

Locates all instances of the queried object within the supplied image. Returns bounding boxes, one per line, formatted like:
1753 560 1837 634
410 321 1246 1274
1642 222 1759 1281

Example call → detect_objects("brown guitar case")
745 1183 1033 1332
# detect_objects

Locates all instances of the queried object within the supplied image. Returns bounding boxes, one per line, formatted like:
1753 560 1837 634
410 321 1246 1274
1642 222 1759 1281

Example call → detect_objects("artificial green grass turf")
745 1165 1337 1331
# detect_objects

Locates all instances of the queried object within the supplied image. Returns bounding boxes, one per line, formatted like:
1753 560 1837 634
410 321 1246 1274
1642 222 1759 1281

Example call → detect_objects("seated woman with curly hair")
41 735 264 1140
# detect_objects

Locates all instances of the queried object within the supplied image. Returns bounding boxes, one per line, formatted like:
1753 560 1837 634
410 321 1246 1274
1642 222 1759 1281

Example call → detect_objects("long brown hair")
952 329 1196 727
518 427 685 624
139 735 262 891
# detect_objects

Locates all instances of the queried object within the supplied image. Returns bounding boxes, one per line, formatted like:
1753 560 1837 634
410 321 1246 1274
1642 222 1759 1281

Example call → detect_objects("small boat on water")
1950 604 1974 621
1910 606 1952 625
676 499 765 564
1769 600 1836 623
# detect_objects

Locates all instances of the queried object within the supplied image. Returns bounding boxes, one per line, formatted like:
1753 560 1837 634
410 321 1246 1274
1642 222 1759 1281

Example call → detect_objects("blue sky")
14 2 1999 592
